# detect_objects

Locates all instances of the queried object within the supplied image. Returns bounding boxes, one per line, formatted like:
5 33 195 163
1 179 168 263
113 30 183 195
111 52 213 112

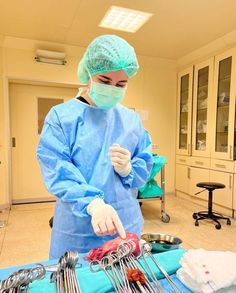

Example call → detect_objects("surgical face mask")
89 81 127 110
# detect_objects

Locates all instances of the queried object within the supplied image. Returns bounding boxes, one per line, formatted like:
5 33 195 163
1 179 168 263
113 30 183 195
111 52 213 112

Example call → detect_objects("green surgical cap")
77 35 139 84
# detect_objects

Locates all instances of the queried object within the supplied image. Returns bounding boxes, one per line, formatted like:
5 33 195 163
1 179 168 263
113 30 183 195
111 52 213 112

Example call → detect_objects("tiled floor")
0 202 54 268
0 195 235 269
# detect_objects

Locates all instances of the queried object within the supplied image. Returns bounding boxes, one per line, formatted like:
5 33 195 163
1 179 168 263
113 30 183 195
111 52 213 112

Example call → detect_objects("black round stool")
193 182 231 229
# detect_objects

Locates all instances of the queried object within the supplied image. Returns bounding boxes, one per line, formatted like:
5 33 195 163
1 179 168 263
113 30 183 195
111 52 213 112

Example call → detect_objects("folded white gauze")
176 249 236 293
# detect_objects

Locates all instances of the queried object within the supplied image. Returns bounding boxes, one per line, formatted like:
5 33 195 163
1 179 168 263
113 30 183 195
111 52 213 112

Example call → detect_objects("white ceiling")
1 0 236 59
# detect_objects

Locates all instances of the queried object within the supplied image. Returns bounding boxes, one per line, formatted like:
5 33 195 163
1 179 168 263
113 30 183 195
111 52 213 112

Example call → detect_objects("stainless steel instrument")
0 264 45 293
50 251 82 293
89 240 164 293
140 242 183 293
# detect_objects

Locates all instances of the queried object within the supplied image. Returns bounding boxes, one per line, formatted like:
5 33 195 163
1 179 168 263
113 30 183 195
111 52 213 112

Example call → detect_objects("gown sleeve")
37 108 104 217
119 115 153 189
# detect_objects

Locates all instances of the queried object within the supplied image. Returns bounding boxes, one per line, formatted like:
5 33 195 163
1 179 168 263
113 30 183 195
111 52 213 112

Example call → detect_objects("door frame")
3 76 79 206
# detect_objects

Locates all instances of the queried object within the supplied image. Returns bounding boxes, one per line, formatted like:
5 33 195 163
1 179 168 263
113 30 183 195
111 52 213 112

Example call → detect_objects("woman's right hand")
87 198 126 239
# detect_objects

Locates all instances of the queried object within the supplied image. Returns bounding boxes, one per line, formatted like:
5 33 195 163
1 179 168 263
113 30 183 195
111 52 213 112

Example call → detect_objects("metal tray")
141 233 182 252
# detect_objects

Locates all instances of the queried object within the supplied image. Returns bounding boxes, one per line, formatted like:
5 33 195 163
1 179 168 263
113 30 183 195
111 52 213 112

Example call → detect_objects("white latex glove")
87 198 126 239
109 144 131 177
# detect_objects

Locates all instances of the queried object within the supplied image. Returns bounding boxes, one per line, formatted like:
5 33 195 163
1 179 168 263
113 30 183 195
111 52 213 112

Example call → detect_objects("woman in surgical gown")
37 34 153 259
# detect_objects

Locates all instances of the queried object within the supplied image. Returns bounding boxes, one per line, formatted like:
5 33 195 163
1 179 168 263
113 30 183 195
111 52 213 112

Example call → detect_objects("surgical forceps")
141 243 183 293
50 251 82 293
0 264 45 293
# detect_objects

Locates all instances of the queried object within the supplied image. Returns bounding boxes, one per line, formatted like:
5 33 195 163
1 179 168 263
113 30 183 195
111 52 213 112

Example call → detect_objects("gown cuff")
119 166 135 186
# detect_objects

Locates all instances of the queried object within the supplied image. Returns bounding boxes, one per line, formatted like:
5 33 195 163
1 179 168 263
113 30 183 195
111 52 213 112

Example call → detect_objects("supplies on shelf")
197 120 207 134
197 140 206 151
223 120 228 132
218 92 230 106
218 144 228 152
179 143 187 149
198 89 207 99
197 98 207 109
181 103 188 112
180 125 188 134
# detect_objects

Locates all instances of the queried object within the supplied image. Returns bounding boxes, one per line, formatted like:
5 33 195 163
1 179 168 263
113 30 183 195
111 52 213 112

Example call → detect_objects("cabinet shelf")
217 104 229 109
198 84 208 90
197 96 207 100
197 107 207 111
218 75 231 82
181 89 189 94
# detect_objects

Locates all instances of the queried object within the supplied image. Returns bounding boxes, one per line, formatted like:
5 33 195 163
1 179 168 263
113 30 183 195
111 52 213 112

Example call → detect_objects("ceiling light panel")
99 6 153 33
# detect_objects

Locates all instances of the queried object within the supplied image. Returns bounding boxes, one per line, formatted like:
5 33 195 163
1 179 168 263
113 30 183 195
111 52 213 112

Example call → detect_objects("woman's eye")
98 79 110 84
116 84 126 88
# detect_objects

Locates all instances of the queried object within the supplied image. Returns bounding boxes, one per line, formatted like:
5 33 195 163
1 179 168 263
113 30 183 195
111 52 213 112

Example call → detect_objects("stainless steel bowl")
141 233 182 252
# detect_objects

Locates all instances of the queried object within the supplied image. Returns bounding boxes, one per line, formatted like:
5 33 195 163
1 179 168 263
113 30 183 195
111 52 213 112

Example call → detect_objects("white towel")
176 249 236 293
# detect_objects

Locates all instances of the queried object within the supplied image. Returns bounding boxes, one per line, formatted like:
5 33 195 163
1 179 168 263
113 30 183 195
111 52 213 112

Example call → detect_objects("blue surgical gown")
37 98 153 258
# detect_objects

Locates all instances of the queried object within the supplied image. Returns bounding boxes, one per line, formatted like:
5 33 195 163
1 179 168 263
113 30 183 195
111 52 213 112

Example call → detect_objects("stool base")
193 211 231 229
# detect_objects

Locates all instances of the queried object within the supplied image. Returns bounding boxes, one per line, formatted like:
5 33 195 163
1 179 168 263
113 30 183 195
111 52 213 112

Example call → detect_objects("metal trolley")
138 156 170 223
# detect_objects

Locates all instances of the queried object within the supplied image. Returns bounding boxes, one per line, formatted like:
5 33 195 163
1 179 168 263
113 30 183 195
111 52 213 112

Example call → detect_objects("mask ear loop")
76 87 87 98
75 65 93 98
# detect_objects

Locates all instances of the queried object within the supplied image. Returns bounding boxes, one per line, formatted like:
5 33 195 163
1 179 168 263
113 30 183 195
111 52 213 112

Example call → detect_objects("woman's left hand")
109 144 131 177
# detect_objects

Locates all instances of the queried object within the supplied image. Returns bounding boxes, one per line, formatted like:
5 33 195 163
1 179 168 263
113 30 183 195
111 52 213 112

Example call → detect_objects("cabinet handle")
12 137 16 148
188 144 191 155
187 167 191 179
230 145 233 160
195 161 204 165
215 164 226 169
229 175 233 189
179 159 186 163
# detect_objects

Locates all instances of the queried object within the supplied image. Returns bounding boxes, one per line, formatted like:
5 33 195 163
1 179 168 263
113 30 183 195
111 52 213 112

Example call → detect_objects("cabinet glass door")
215 57 232 154
212 49 236 160
192 58 213 157
177 66 193 155
234 104 236 159
179 74 189 151
196 67 208 151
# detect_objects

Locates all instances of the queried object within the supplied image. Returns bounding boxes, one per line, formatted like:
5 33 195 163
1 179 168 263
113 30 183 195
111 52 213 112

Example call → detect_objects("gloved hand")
87 198 126 238
109 144 131 177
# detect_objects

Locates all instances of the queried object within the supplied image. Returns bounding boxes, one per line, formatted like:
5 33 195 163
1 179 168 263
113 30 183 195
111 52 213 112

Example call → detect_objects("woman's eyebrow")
99 75 112 81
98 75 128 83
